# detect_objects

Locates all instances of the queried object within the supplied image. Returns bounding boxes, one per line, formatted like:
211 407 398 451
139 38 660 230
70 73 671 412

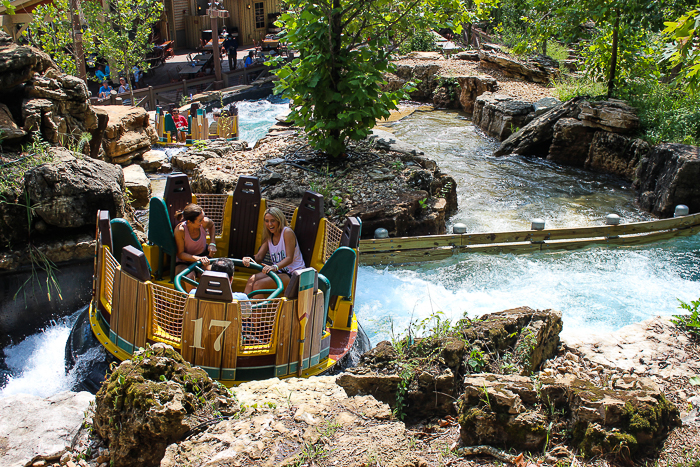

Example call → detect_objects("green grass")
552 74 606 101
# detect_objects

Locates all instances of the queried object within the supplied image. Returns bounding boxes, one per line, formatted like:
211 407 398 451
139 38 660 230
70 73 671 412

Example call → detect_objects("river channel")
2 106 700 397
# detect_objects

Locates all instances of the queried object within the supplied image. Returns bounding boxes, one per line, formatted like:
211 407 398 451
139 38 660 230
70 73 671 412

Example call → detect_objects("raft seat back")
284 267 319 299
228 176 261 259
110 219 143 265
163 173 193 230
294 191 325 268
340 217 362 249
195 271 233 302
98 210 113 252
148 196 177 280
121 245 151 282
163 113 178 137
319 246 356 324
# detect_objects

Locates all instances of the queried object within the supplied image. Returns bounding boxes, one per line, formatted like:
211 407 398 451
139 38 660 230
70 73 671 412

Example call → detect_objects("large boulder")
458 374 680 460
24 156 127 228
636 143 700 217
579 99 639 133
100 106 158 164
456 76 498 113
585 133 649 180
478 51 560 84
0 31 53 90
472 92 535 140
93 343 238 467
0 391 94 467
394 64 441 100
338 307 562 420
494 97 585 157
122 164 151 208
547 118 597 167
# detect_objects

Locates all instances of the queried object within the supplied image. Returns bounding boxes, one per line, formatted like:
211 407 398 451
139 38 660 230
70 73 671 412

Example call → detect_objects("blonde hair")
262 207 287 243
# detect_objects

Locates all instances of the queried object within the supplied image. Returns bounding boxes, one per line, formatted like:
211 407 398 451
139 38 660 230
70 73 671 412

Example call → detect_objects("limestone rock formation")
0 103 25 140
122 164 151 208
100 106 158 164
93 343 238 467
338 307 562 420
494 97 584 157
636 143 700 217
137 149 168 172
458 374 680 460
478 51 560 84
24 155 126 229
0 31 53 90
456 76 497 113
585 132 649 180
547 118 597 167
472 92 534 140
0 391 94 467
579 99 639 133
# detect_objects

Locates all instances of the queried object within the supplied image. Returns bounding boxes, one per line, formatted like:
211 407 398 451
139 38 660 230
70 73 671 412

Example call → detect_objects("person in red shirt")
171 108 188 142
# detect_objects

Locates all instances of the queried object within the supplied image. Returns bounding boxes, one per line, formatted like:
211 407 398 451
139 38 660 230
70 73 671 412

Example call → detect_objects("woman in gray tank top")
242 207 305 297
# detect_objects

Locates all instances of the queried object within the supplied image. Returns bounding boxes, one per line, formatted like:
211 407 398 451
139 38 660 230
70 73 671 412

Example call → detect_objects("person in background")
222 33 238 70
174 203 216 292
171 108 188 142
132 66 144 89
98 81 112 99
208 108 221 136
242 207 305 297
95 64 108 83
117 76 130 94
244 50 255 68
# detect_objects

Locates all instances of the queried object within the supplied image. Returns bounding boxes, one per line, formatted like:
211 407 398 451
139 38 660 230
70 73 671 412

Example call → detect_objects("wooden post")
222 72 229 88
70 0 87 83
183 79 188 98
149 86 156 110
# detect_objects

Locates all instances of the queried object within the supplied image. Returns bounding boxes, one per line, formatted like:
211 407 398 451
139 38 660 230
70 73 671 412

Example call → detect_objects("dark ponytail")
175 203 203 223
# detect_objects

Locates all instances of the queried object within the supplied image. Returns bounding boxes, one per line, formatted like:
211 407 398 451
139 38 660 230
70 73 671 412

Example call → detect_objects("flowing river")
3 106 700 397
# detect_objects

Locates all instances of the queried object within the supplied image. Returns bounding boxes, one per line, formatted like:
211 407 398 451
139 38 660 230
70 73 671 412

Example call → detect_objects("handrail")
359 212 700 265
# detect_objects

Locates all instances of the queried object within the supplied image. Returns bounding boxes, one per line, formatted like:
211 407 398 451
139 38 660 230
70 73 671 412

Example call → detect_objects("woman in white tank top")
242 207 305 297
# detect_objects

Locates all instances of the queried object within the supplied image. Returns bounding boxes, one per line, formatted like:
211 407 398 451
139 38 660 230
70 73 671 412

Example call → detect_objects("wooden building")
0 0 282 47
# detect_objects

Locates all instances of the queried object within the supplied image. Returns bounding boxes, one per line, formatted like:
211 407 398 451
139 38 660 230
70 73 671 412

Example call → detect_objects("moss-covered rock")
93 343 238 467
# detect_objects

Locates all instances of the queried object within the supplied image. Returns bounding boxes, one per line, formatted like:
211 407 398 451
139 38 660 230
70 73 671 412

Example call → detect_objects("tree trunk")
607 8 620 98
542 39 547 56
329 0 343 154
70 0 87 82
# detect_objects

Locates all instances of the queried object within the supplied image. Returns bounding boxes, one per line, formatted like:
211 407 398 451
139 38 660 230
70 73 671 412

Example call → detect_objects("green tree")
663 8 700 92
23 0 100 77
88 0 163 105
273 0 497 158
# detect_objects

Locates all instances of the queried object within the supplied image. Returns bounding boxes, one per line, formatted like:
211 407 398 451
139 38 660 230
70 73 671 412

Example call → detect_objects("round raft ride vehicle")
67 174 368 390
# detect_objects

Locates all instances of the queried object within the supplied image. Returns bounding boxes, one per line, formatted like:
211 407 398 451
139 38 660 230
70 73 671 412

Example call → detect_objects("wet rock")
579 99 639 134
24 156 127 229
494 96 585 157
636 143 700 217
122 164 151 208
0 391 94 467
370 128 424 156
585 133 649 180
93 343 238 467
472 92 534 140
547 118 597 167
100 106 157 164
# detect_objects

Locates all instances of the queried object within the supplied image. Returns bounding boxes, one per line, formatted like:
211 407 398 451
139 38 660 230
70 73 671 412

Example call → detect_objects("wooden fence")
93 65 271 109
359 212 700 266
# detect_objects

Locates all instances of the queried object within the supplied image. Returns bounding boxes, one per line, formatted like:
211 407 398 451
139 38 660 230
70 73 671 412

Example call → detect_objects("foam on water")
0 315 75 397
236 95 289 144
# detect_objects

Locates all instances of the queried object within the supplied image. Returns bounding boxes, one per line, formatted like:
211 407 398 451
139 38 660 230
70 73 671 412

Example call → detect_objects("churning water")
355 110 700 345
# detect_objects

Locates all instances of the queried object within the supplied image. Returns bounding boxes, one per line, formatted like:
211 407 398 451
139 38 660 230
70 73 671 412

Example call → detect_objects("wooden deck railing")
93 65 271 109
359 212 700 265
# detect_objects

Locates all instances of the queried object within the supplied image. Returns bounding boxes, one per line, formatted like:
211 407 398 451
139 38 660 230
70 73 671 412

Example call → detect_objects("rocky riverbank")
3 312 697 467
